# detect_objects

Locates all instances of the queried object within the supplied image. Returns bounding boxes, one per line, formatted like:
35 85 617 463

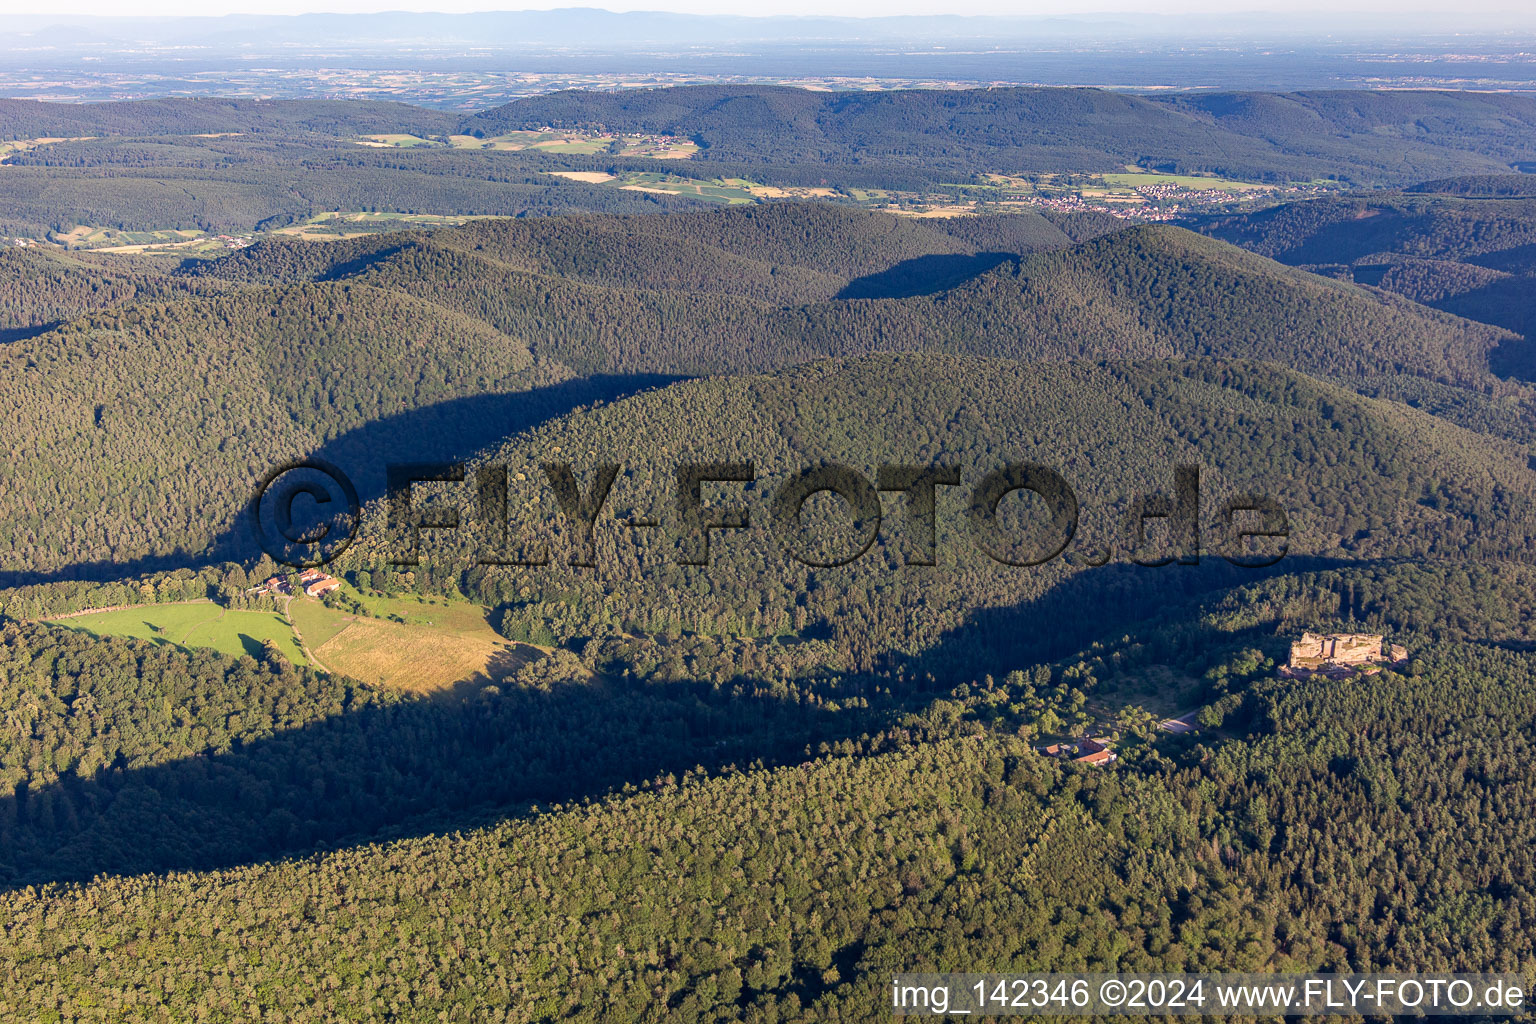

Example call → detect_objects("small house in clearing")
1038 737 1118 767
1283 632 1407 678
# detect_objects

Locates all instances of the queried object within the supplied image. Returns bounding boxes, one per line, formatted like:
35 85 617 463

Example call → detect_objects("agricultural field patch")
271 210 493 240
356 133 437 148
48 225 252 253
442 129 695 158
546 170 617 183
0 136 96 162
51 603 309 665
312 615 534 693
295 586 537 692
1099 171 1276 191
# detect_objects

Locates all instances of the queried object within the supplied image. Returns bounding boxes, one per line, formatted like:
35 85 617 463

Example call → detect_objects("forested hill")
334 352 1536 662
463 85 1536 184
197 210 1523 388
0 282 572 578
1407 174 1536 198
297 219 1536 438
0 145 696 241
0 246 229 340
1190 190 1536 266
187 204 1075 302
1187 186 1536 362
5 209 1534 581
7 88 1536 186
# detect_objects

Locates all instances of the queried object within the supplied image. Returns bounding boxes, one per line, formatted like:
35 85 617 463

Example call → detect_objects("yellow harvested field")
644 145 697 159
315 616 537 694
548 170 618 183
889 205 977 219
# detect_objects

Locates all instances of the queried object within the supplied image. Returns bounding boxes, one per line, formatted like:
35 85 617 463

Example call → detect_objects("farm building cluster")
249 569 341 599
297 569 342 597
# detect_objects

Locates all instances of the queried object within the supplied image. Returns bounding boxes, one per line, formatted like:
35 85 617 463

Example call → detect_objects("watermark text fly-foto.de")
250 459 1289 570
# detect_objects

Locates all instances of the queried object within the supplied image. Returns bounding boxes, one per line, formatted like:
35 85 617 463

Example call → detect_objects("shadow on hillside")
0 653 850 889
895 555 1339 684
0 373 683 588
837 252 1014 299
0 323 60 344
1467 243 1536 275
0 553 1337 889
1432 282 1536 382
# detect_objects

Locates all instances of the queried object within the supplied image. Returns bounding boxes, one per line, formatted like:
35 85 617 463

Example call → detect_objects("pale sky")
11 1 1534 18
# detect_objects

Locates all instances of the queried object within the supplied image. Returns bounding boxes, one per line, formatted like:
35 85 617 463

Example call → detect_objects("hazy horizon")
8 2 1535 21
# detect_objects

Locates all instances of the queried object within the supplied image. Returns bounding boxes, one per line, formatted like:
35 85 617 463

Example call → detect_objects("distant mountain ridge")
7 87 1536 187
463 86 1536 185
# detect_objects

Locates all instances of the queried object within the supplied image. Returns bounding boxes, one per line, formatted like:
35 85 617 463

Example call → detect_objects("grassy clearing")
296 584 537 693
287 595 353 650
888 204 976 219
616 172 756 204
49 584 535 691
272 211 495 240
444 130 695 159
51 603 309 665
49 225 250 254
1100 172 1274 191
546 170 617 184
357 133 437 148
314 617 533 694
533 138 611 154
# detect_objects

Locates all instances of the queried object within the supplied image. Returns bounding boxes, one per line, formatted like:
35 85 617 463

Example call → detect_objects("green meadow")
53 603 309 665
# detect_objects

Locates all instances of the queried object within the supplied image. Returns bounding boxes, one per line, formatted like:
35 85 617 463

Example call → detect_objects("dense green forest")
4 560 1536 1020
330 352 1536 663
4 208 1532 582
0 140 700 239
0 96 460 138
187 204 1074 301
0 246 228 340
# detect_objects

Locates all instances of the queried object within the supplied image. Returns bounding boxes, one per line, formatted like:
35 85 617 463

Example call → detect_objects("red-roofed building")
1072 738 1117 766
1037 737 1118 766
305 576 341 598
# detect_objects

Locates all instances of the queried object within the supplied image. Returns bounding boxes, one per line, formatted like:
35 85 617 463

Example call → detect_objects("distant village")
1003 181 1331 222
